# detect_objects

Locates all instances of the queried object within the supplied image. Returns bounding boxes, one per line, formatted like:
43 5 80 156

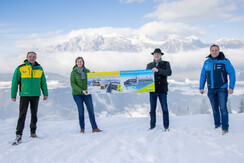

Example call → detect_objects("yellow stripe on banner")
87 71 120 78
135 83 155 93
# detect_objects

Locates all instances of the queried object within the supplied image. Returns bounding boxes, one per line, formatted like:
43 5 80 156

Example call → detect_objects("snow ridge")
30 34 244 54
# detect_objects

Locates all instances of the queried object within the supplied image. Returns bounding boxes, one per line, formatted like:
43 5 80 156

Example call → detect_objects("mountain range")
31 33 244 53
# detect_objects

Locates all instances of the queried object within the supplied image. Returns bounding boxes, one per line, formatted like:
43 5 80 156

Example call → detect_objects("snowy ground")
1 114 244 163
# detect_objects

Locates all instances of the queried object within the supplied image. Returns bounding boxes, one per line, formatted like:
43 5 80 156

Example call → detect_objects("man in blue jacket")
199 44 236 135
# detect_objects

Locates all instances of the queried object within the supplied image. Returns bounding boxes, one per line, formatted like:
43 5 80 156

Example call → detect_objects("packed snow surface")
1 114 244 163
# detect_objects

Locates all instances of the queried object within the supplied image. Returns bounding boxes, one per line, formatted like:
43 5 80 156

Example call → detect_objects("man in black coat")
146 48 172 131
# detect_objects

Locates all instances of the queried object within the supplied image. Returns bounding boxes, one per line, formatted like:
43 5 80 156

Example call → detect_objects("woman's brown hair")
74 57 85 67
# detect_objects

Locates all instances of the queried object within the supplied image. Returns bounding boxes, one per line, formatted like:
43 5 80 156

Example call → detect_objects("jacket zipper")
209 61 212 70
28 67 31 76
221 73 225 83
210 61 214 88
21 81 24 91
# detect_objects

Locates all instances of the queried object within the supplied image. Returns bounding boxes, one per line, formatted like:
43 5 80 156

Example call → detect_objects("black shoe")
12 135 22 145
15 135 22 141
164 128 169 132
148 126 155 130
30 133 38 138
214 125 221 129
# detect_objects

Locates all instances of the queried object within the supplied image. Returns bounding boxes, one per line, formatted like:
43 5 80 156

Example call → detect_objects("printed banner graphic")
87 70 155 94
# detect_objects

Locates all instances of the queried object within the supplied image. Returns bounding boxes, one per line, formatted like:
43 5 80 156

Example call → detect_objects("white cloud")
68 27 136 38
228 16 244 22
29 33 39 38
208 24 215 29
138 21 204 40
27 30 63 39
145 0 243 22
14 30 65 50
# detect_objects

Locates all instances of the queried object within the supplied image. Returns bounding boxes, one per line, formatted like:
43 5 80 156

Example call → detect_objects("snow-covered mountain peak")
214 38 244 49
29 32 244 53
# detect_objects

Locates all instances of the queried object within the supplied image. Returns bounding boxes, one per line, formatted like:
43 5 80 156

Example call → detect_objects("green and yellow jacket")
70 66 90 95
11 60 48 98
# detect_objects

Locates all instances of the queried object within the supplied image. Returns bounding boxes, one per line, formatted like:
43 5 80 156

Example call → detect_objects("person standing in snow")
70 57 102 133
11 52 48 144
146 48 172 131
199 44 236 135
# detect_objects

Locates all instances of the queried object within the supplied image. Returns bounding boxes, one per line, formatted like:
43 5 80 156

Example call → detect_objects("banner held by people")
87 70 155 94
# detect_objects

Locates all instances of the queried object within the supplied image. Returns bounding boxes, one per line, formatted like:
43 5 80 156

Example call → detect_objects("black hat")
151 48 164 55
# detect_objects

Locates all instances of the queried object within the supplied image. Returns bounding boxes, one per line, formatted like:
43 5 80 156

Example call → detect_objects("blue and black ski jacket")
199 52 236 90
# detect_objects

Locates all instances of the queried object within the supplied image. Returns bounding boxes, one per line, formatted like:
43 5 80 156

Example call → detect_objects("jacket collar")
73 66 86 71
23 59 39 66
152 60 163 65
207 51 225 60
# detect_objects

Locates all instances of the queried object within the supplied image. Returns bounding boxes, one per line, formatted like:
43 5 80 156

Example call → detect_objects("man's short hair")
27 51 37 57
210 44 220 50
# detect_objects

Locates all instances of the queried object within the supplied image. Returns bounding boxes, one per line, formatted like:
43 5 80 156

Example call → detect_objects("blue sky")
0 0 154 39
0 0 244 53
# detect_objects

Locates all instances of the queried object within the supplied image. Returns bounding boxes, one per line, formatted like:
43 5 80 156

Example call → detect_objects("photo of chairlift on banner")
87 70 155 94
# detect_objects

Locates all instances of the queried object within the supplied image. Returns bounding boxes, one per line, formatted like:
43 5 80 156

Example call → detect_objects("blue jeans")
73 94 98 130
207 88 229 131
149 92 169 129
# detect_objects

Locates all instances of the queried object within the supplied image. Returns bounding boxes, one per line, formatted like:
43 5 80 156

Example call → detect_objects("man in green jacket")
11 52 48 145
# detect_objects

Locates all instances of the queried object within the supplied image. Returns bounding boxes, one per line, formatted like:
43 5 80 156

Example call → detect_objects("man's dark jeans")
149 92 169 129
16 96 40 135
207 88 229 131
73 94 98 130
